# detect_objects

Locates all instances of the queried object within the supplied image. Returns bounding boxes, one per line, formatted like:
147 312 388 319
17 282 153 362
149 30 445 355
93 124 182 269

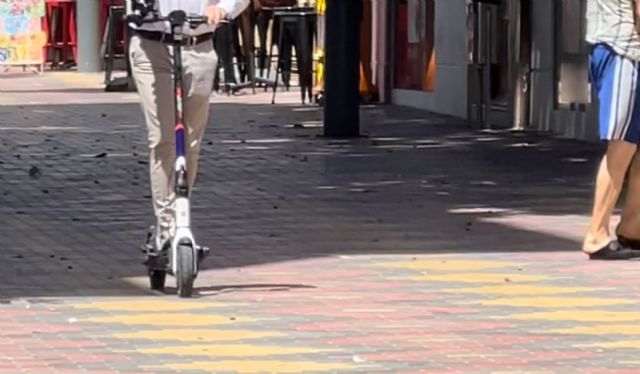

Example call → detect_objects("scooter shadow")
160 283 317 298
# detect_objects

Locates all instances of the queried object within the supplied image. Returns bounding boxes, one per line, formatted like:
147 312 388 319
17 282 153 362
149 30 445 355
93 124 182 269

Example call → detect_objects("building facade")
370 0 596 141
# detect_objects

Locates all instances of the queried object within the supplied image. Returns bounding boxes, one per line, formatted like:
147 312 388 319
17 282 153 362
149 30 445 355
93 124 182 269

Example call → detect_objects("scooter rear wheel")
177 244 196 298
149 270 166 291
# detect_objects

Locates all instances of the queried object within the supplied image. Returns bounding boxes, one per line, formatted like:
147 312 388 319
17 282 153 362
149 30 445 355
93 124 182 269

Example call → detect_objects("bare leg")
583 140 637 253
617 149 640 239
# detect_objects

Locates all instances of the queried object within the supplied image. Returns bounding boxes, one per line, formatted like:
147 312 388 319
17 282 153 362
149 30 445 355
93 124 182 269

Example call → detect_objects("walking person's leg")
616 151 640 242
584 142 637 255
583 44 640 259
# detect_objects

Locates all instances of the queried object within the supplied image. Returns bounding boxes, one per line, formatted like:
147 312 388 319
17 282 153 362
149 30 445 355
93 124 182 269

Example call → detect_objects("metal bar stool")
103 4 126 84
103 4 135 91
43 0 77 68
226 5 278 95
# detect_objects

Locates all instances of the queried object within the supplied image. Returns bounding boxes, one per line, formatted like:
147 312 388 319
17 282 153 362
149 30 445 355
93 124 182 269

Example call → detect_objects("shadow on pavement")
0 88 109 94
161 284 317 298
0 102 604 298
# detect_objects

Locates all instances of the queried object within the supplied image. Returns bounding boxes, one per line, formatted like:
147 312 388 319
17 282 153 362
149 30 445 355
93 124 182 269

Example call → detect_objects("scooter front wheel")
177 244 196 298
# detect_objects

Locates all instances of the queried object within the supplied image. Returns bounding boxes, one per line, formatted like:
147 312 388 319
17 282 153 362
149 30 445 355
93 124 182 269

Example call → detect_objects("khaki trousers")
130 35 218 239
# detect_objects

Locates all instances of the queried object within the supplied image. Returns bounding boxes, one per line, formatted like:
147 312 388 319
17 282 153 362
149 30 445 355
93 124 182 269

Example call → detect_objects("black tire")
149 270 166 291
176 244 196 298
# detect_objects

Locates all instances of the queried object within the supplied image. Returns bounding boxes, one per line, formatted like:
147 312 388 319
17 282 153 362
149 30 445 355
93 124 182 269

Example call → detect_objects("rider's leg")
130 36 177 241
182 41 218 191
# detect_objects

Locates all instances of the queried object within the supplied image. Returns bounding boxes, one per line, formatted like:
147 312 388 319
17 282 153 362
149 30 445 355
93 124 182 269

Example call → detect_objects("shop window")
394 0 436 92
555 0 590 109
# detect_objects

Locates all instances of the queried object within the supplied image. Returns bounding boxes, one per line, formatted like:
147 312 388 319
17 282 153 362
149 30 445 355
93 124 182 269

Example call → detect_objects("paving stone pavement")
1 72 640 373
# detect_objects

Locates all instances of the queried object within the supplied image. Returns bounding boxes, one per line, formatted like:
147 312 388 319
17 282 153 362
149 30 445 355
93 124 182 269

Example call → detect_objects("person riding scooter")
128 0 249 259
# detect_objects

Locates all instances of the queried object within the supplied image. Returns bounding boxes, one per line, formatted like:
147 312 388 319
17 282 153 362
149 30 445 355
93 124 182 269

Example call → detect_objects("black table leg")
272 17 286 104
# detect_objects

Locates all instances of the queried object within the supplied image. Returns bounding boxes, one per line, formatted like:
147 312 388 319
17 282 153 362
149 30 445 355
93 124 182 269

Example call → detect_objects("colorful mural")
0 0 46 66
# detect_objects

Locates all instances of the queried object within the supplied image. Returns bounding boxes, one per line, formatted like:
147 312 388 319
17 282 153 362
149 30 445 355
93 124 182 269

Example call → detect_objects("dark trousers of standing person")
256 9 272 74
213 22 237 91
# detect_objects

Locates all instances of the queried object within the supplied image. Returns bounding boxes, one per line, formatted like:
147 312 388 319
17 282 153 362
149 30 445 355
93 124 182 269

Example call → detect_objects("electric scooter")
128 1 210 298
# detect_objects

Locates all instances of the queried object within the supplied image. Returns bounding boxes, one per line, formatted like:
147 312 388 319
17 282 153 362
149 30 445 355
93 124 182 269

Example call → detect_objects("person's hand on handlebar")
205 5 227 24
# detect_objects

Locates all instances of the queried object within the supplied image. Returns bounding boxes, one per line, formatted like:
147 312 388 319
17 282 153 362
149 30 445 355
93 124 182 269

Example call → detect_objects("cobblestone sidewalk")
0 72 637 373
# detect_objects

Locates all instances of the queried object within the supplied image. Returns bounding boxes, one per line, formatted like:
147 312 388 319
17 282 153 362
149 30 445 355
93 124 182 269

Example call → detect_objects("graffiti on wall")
0 0 46 65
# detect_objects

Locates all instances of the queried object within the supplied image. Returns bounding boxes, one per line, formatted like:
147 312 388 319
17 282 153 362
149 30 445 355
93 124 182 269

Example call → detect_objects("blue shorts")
590 43 640 143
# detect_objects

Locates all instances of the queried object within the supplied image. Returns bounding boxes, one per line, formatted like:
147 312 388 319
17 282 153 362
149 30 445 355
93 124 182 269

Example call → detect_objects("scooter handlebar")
125 12 209 28
184 15 210 26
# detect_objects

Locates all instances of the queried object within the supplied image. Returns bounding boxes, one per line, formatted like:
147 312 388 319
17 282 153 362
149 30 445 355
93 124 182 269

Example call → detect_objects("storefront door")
467 0 531 130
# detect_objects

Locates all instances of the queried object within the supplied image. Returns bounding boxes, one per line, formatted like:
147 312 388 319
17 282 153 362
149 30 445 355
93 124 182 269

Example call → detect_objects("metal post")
511 0 531 130
371 0 391 104
76 0 102 72
324 0 362 137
